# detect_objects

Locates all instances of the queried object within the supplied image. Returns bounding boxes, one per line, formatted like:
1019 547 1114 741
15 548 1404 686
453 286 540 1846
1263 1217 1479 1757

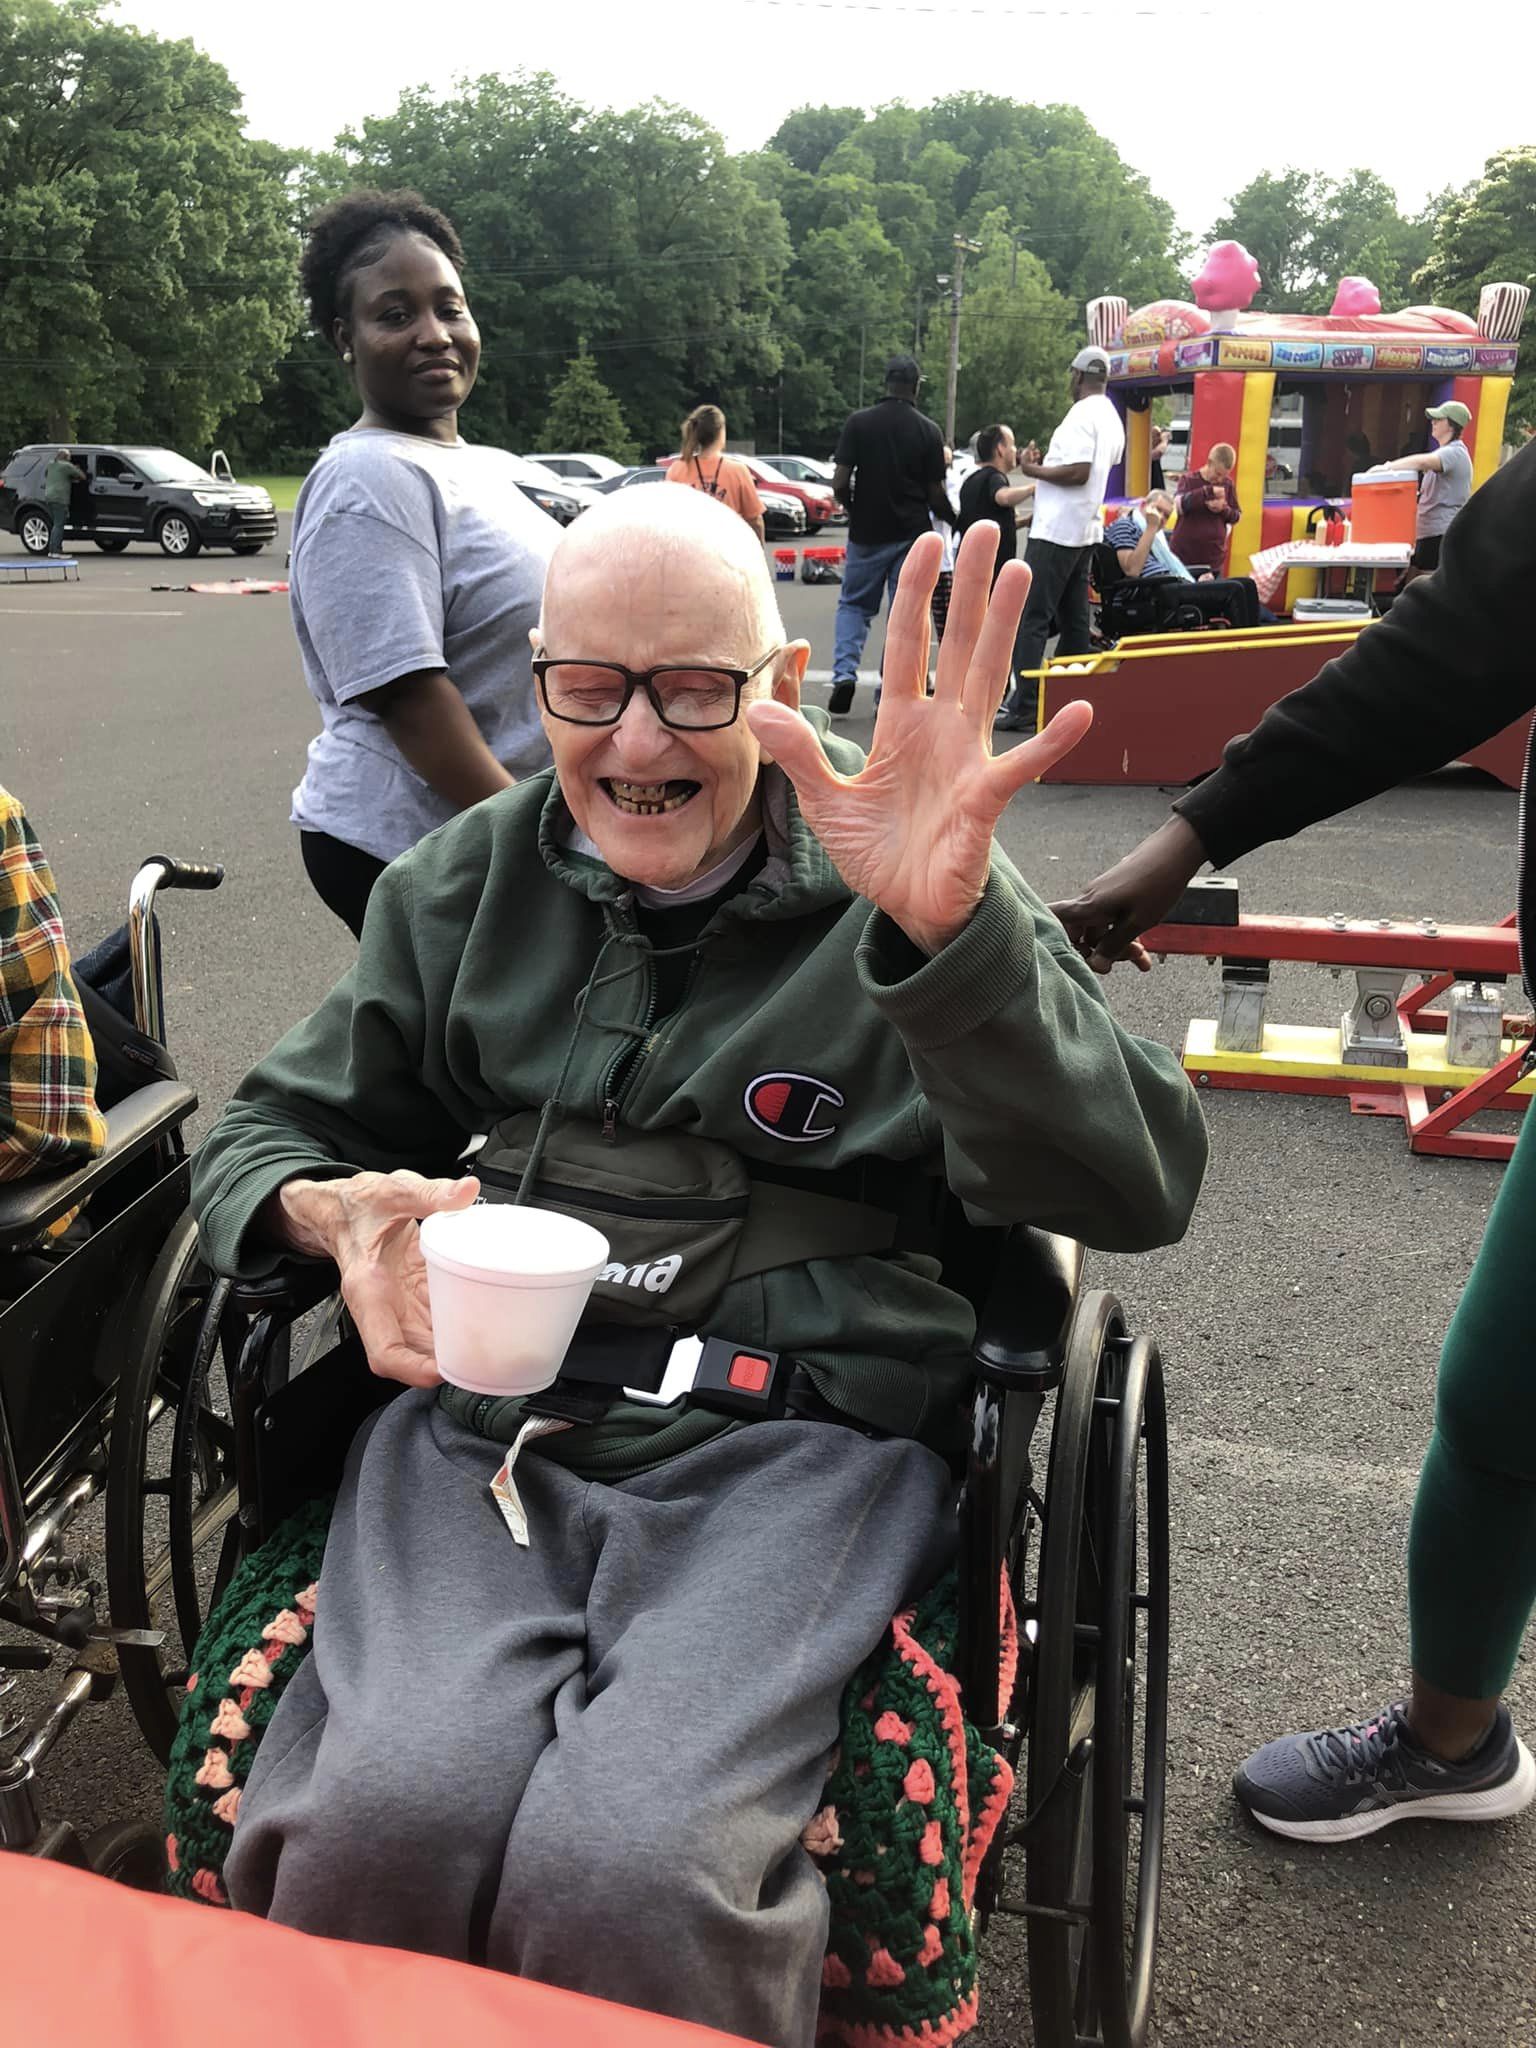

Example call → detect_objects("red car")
741 457 837 530
663 454 837 531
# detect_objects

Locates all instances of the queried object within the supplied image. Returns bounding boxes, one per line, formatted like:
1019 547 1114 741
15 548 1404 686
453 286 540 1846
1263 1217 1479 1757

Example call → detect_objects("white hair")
541 482 784 651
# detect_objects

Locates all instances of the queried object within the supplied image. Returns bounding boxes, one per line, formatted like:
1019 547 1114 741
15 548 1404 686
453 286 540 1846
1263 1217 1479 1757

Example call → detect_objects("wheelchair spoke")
140 1478 238 1605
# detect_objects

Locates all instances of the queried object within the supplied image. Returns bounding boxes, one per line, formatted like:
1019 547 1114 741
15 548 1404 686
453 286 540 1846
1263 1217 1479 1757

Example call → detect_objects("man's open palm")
748 525 1092 956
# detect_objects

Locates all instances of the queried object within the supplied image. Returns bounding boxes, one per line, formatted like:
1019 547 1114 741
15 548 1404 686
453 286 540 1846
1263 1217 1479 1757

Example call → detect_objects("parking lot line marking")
0 607 183 617
1179 1434 1418 1497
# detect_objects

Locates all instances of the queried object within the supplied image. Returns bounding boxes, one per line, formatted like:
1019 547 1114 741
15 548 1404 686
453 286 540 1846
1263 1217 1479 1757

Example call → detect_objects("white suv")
529 452 627 484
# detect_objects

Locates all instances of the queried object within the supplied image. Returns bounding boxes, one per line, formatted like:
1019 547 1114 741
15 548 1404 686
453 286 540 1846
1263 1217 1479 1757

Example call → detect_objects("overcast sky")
120 0 1533 255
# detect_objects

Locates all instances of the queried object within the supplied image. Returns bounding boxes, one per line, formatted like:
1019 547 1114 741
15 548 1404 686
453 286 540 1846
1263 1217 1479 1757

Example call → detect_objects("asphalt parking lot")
3 517 1532 2046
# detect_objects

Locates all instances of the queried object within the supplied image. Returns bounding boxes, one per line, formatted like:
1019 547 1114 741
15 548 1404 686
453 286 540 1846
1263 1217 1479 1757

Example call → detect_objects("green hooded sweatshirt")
192 717 1207 1476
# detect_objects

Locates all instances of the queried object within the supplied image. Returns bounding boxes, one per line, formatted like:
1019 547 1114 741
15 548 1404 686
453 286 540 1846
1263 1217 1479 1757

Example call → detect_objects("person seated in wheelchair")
191 491 1207 2046
1104 491 1270 631
0 782 106 1264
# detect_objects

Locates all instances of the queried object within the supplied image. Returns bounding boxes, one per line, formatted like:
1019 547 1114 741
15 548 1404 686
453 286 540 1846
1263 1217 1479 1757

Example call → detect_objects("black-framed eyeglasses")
532 649 781 730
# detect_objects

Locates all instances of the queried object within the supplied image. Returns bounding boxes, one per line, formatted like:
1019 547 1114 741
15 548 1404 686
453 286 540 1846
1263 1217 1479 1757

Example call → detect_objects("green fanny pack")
470 1110 934 1331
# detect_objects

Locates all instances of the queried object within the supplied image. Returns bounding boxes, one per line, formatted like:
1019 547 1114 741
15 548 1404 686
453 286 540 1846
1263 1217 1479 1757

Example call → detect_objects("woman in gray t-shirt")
289 191 558 936
1374 400 1476 588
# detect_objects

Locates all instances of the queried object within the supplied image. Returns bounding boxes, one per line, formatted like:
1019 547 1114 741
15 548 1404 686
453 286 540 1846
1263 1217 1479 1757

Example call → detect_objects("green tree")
919 213 1080 449
1206 170 1313 308
330 73 790 459
766 105 868 176
0 0 301 452
1210 169 1433 313
541 347 637 463
1417 147 1536 428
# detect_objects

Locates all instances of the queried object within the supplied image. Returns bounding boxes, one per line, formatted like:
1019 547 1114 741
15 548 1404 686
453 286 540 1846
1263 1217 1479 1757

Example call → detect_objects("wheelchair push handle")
140 855 225 892
129 854 225 1048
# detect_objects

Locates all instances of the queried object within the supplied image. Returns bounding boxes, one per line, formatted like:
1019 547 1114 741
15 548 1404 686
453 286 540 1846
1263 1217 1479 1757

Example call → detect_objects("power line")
743 0 1206 11
0 300 1081 376
0 245 778 283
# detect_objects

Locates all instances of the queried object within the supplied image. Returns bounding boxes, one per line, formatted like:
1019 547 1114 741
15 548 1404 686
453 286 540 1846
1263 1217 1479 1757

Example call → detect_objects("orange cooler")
1349 471 1417 545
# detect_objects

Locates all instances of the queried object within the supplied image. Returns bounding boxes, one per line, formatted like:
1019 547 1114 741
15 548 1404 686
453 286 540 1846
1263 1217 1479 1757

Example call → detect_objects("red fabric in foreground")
0 1853 757 2047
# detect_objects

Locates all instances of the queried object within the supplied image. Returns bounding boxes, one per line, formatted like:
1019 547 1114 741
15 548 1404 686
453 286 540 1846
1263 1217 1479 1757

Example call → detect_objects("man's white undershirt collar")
567 825 765 909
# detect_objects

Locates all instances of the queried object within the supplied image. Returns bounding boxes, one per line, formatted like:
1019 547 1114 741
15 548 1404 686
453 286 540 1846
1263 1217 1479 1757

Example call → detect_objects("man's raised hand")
747 523 1092 957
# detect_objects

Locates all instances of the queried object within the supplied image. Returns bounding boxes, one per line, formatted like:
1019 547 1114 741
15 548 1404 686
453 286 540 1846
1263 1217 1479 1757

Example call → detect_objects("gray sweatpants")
226 1392 955 2047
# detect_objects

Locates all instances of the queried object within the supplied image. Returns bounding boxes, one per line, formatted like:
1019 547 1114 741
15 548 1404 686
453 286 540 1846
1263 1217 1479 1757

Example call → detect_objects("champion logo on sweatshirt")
744 1072 844 1144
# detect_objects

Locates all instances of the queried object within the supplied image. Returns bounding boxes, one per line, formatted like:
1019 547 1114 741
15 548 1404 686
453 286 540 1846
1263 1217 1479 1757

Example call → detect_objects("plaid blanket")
0 787 107 1212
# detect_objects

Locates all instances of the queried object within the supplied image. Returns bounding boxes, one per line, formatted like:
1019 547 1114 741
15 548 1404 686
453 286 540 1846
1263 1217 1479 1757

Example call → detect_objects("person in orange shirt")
666 405 765 541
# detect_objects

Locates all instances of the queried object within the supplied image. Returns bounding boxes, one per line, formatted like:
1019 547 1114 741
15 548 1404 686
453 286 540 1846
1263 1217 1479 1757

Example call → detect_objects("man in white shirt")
997 346 1126 732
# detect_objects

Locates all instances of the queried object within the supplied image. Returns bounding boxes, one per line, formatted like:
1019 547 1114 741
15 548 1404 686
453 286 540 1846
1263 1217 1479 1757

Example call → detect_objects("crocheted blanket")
164 1502 1015 2042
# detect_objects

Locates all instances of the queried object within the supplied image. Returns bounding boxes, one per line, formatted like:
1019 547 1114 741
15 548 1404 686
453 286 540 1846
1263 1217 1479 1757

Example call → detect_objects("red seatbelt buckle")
689 1338 786 1419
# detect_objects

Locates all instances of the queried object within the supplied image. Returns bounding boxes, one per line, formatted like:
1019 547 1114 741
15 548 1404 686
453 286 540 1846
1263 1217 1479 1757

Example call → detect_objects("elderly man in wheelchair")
187 490 1206 2048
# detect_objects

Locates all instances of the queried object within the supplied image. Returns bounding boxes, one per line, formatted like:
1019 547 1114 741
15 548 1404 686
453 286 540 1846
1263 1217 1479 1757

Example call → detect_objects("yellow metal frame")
1124 407 1151 500
1017 617 1369 699
1473 377 1512 488
1182 1016 1536 1094
1229 372 1275 578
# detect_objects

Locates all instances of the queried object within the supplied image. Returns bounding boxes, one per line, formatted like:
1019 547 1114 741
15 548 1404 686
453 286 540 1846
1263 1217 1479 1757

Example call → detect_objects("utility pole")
1010 230 1028 289
944 234 982 448
857 322 867 408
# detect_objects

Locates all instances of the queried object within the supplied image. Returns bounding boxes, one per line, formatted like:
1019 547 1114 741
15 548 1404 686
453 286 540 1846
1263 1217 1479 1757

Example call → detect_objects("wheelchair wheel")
85 1819 169 1891
105 1214 244 1765
1024 1293 1169 2048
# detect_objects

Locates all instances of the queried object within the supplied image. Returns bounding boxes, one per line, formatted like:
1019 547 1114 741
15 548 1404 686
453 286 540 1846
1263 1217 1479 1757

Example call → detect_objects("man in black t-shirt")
828 356 953 715
957 423 1035 584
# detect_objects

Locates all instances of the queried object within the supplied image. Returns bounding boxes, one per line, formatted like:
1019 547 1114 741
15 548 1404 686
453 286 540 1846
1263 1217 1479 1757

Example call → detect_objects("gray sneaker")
1234 1701 1536 1843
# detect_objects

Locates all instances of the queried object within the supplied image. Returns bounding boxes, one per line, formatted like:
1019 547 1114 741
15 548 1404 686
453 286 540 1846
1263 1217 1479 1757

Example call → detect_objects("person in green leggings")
1051 436 1536 1840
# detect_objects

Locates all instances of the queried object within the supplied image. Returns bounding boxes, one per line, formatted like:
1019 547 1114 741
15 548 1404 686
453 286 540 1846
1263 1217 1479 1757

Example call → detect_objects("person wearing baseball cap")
1368 398 1474 584
996 344 1125 732
826 354 955 715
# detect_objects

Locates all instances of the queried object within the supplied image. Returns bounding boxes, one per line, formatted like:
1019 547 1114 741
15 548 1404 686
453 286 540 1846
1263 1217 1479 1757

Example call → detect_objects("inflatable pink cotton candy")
1330 275 1381 317
1192 241 1261 312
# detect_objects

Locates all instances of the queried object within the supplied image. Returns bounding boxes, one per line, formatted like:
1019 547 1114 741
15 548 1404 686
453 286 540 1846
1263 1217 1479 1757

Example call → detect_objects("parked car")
529 452 628 484
761 454 846 522
590 466 669 494
504 453 591 525
758 489 807 537
0 443 278 557
759 454 835 485
742 459 835 530
590 465 806 537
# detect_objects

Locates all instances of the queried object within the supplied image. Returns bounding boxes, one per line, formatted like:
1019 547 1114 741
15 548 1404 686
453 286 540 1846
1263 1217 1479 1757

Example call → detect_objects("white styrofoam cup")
419 1204 609 1397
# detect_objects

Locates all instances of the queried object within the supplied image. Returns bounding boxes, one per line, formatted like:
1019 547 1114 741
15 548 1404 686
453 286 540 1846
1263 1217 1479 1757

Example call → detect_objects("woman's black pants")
300 831 388 940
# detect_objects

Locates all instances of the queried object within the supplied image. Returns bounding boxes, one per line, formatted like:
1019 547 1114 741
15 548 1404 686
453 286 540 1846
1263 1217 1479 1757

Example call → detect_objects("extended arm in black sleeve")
1175 442 1536 871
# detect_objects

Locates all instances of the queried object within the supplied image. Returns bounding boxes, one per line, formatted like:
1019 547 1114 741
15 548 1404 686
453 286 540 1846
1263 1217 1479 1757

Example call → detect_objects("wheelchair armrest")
971 1226 1085 1391
0 1078 197 1252
230 1257 342 1321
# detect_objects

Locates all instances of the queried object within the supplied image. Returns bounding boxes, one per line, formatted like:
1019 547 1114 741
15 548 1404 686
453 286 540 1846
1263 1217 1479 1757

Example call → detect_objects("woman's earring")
342 349 354 364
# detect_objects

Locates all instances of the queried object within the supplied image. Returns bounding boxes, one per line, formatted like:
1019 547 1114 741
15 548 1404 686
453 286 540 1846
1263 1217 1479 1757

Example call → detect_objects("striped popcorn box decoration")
1086 296 1128 351
1477 282 1530 344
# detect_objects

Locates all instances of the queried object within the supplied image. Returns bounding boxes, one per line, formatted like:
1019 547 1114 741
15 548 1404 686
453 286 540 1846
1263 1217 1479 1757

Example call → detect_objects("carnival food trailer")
1032 245 1531 786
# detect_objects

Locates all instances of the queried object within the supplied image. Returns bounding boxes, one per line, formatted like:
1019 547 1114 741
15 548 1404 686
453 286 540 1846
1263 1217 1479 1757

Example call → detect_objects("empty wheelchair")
165 1191 1169 2047
0 853 237 1874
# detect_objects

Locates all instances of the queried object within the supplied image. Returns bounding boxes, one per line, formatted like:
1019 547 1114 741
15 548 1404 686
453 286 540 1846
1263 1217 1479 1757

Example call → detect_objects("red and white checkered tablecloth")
1247 539 1411 607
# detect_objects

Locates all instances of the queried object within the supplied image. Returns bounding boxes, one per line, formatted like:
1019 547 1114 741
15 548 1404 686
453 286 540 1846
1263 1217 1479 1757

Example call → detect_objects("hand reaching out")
746 523 1093 956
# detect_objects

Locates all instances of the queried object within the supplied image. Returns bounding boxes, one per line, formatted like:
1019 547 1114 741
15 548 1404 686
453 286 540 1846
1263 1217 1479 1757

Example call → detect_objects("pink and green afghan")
164 1503 1015 2041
